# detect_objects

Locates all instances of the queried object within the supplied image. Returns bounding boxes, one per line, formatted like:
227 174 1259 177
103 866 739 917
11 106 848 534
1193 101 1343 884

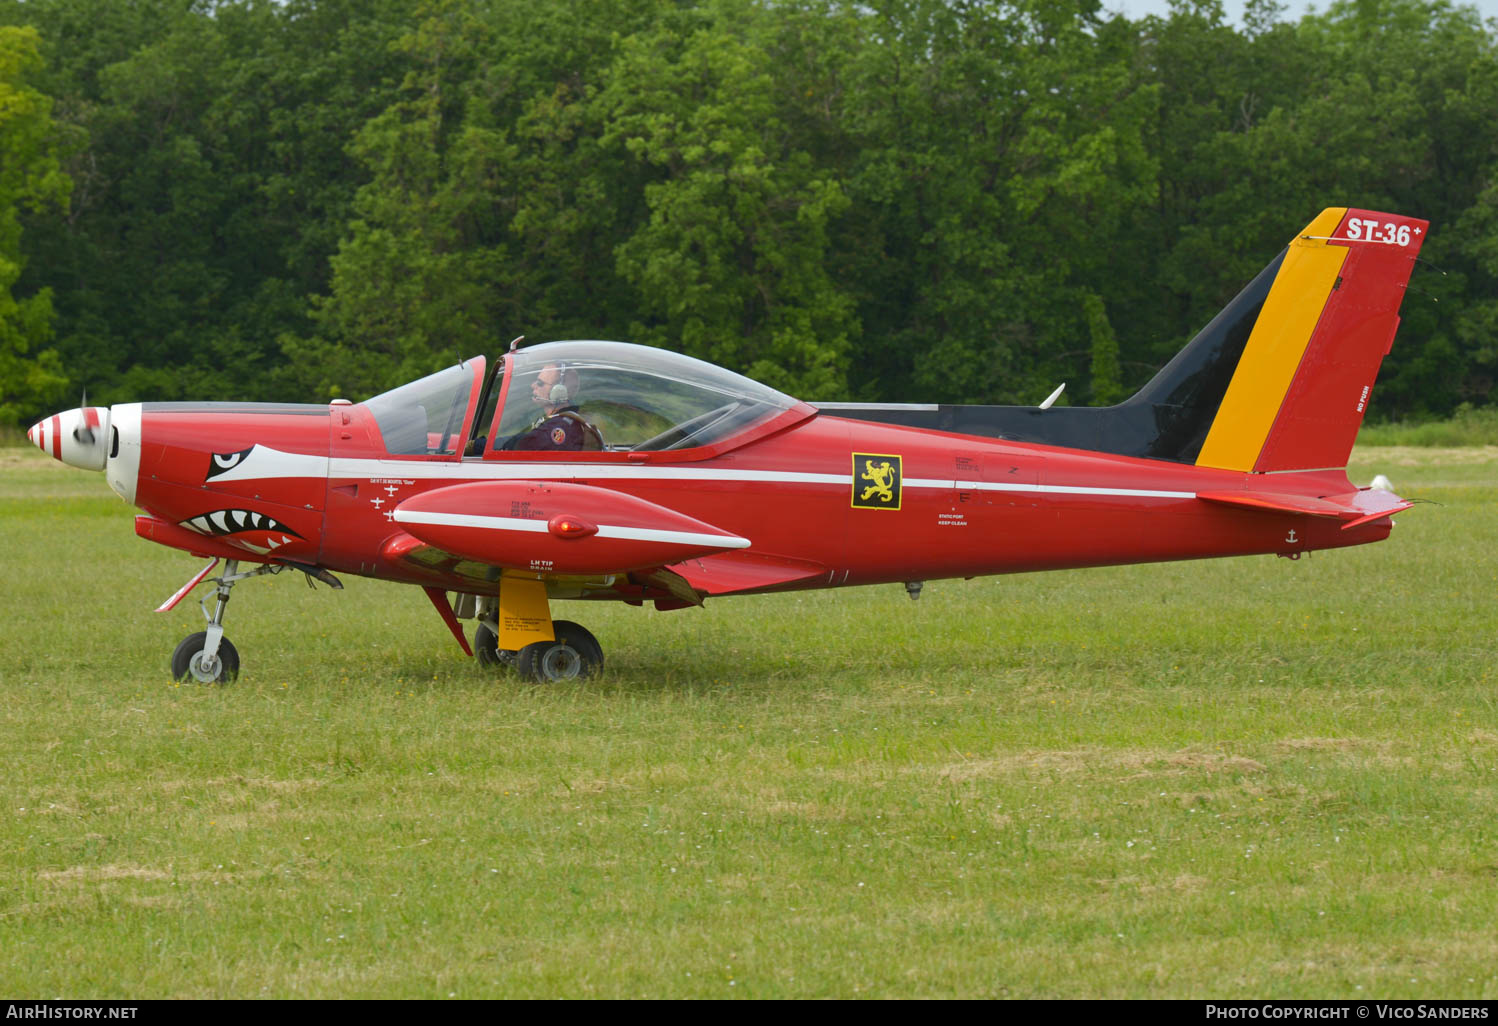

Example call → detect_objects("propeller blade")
72 391 99 444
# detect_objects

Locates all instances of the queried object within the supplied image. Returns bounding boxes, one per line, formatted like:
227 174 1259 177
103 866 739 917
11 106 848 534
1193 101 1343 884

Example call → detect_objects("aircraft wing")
390 480 750 574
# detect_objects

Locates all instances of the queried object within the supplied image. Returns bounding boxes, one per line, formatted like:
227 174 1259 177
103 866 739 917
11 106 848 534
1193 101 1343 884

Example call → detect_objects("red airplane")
29 207 1425 684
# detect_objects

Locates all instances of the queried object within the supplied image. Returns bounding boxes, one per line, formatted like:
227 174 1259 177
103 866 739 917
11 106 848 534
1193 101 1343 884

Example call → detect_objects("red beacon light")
548 514 598 539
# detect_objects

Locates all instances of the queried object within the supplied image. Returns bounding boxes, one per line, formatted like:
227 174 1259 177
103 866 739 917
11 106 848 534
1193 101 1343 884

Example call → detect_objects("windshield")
365 364 475 455
491 341 797 453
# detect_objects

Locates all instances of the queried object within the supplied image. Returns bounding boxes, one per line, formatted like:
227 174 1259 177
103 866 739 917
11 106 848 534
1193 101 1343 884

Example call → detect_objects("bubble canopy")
362 341 807 458
483 341 802 455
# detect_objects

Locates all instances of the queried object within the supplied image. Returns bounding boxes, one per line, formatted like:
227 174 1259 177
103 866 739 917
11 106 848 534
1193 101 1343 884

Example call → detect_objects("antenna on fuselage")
1039 383 1065 410
509 336 524 352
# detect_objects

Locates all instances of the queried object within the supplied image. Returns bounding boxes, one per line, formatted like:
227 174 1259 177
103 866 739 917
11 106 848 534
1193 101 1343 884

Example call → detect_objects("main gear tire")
516 621 603 683
170 631 240 685
473 622 517 668
550 620 603 671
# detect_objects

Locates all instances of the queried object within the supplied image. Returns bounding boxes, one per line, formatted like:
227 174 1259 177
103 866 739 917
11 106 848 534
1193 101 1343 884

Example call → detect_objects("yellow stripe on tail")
1194 208 1348 472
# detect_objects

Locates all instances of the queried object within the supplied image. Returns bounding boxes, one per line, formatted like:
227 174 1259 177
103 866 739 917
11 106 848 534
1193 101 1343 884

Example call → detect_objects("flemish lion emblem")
860 461 897 503
851 453 902 510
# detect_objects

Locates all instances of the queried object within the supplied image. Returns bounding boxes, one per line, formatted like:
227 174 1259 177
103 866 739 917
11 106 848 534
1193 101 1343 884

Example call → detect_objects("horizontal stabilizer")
1197 490 1350 518
392 480 749 574
1196 488 1413 528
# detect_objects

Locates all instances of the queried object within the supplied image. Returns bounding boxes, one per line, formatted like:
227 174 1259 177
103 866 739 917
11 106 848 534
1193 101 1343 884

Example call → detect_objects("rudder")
1194 207 1428 473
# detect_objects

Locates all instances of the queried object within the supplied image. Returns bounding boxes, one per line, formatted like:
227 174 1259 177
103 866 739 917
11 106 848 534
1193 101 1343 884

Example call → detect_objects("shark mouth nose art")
179 509 303 554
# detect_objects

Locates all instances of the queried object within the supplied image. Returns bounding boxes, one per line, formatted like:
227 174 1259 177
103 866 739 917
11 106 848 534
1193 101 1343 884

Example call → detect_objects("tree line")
1 0 1495 428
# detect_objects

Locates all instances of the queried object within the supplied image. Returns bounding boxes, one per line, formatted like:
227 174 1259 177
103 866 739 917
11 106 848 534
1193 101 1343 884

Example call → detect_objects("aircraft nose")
28 407 111 471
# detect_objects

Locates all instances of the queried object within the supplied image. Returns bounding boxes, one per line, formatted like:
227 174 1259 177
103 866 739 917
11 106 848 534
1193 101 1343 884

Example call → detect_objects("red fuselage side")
128 402 1387 601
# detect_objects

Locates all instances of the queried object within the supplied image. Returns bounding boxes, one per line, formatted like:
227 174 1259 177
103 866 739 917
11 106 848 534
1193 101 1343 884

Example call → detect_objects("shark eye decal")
207 447 255 479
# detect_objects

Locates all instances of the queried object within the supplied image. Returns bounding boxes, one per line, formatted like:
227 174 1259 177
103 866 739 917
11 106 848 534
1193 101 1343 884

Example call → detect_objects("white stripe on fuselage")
214 447 1197 501
392 509 752 550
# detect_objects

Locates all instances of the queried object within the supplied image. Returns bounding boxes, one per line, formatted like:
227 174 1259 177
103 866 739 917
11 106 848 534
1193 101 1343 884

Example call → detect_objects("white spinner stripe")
393 509 752 550
225 449 1195 502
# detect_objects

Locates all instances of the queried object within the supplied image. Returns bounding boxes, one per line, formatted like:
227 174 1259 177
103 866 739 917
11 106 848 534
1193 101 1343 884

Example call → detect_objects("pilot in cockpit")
499 362 604 451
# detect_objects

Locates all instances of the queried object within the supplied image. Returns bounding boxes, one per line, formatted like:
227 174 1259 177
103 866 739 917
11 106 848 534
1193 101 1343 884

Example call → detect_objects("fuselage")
92 395 1389 605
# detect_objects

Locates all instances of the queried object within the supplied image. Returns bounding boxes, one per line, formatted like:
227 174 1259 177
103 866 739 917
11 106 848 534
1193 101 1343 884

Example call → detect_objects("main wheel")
551 620 603 671
170 631 240 684
473 622 517 668
516 621 603 683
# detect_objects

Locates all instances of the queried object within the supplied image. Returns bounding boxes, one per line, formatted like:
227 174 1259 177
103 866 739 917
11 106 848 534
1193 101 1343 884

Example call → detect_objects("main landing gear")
469 595 604 684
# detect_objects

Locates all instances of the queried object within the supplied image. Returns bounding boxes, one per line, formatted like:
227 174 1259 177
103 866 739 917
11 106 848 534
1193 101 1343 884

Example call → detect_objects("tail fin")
1189 207 1427 472
813 207 1427 468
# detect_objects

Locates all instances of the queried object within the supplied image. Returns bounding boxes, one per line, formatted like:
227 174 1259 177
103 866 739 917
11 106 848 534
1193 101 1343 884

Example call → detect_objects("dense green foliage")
0 24 70 425
1 0 1495 424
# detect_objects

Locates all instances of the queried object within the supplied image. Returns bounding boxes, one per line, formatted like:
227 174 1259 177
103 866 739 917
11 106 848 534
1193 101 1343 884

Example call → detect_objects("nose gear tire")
171 631 240 684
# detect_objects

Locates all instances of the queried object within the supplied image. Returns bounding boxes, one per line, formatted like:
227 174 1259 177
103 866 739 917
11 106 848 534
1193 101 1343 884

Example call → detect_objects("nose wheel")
171 631 240 684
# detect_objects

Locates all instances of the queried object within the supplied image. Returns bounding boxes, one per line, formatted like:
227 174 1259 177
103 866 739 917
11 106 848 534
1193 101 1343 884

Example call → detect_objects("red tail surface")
1195 207 1428 473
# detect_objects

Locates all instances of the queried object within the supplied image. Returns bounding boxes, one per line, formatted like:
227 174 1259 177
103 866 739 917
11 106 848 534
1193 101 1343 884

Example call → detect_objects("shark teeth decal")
180 509 302 540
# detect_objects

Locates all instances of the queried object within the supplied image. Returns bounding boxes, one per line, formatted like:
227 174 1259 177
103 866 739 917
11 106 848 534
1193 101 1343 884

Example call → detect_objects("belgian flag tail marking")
1194 208 1429 474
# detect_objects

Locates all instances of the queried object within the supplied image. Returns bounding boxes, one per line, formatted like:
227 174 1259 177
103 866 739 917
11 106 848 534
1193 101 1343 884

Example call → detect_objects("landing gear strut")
166 558 340 684
170 559 264 683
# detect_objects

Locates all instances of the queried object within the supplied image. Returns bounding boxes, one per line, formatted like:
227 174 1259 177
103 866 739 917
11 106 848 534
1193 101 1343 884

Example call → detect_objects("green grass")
0 444 1495 998
1358 405 1498 447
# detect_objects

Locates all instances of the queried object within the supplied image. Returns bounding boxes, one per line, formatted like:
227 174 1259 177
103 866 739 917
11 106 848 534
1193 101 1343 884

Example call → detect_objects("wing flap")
672 550 828 596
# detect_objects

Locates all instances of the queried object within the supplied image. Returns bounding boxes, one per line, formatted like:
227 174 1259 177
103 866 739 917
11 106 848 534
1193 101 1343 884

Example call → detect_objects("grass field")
1 443 1495 998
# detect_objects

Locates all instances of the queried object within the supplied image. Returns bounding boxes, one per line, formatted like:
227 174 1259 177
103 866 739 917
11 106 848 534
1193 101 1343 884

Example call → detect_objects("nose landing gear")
169 559 263 684
166 558 340 684
172 630 240 684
